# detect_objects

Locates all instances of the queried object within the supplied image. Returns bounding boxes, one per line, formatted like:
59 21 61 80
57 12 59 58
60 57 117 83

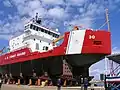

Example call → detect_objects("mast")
105 9 110 32
35 13 38 21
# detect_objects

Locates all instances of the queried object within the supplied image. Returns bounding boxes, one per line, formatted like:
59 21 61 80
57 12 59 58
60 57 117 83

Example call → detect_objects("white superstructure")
9 14 60 52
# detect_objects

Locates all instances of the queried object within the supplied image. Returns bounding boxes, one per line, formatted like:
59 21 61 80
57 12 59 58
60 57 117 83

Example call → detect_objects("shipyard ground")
1 84 105 90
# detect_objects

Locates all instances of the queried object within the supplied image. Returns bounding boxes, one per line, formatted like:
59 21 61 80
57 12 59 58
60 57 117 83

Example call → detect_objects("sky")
0 0 120 80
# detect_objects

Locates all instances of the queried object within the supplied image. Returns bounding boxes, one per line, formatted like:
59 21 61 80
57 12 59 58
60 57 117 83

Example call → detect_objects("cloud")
0 15 26 39
66 0 85 6
3 0 12 7
104 44 120 55
11 0 27 5
69 16 93 29
0 0 120 40
48 7 66 19
41 0 64 5
112 45 120 54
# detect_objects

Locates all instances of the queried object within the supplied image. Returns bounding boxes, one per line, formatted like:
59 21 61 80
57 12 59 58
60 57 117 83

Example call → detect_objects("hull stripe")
66 30 86 54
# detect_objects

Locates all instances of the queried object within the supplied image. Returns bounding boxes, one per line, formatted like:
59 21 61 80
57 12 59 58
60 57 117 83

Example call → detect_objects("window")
36 26 39 31
50 32 52 35
53 34 55 37
45 30 47 33
48 31 50 35
43 46 45 50
36 43 39 50
31 25 59 38
56 34 59 38
33 25 35 30
46 46 48 50
38 27 41 31
30 24 33 29
43 46 48 50
34 26 37 30
41 28 44 32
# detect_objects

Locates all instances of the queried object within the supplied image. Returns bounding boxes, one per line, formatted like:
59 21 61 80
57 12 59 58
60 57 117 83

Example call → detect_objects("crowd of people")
0 72 51 87
0 72 90 90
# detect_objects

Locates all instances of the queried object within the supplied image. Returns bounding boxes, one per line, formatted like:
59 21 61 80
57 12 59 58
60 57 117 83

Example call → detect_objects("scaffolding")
105 54 120 90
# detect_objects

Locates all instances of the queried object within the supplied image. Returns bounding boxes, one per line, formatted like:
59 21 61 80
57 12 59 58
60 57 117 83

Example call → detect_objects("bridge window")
52 33 59 38
30 24 38 31
41 28 44 32
33 25 36 30
36 27 39 31
30 24 59 38
45 30 47 33
48 31 50 34
30 24 33 29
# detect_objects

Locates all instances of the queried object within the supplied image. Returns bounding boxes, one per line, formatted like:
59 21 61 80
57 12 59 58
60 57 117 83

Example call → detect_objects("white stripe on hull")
66 30 86 54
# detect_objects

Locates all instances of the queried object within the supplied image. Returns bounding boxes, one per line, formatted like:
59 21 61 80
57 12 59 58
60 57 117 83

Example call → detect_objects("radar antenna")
35 13 38 21
35 13 42 24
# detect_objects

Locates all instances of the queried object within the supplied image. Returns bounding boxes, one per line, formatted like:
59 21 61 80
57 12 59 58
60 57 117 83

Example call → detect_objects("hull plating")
0 53 105 77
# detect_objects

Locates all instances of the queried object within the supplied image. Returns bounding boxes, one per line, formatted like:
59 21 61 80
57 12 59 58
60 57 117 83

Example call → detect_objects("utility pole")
105 8 110 32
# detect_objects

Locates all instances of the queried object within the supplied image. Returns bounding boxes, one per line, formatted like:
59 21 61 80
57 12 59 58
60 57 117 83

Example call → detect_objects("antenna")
105 9 111 32
35 13 38 21
35 13 42 24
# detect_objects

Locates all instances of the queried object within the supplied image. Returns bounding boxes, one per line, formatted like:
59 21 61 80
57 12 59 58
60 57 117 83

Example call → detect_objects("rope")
98 21 108 30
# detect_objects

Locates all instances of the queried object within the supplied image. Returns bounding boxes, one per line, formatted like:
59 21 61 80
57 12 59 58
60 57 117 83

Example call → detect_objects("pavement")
1 84 105 90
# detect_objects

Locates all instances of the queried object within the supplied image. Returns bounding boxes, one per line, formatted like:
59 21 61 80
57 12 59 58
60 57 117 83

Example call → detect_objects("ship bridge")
9 13 60 52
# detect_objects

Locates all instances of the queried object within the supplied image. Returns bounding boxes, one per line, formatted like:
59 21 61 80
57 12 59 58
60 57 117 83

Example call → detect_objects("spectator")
57 78 61 90
0 73 3 90
84 78 88 90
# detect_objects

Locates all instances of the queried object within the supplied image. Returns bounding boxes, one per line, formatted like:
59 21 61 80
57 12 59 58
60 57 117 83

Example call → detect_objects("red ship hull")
0 30 111 85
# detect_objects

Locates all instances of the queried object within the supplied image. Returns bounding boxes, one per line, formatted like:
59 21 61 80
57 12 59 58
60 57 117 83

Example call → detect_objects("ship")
0 13 111 85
